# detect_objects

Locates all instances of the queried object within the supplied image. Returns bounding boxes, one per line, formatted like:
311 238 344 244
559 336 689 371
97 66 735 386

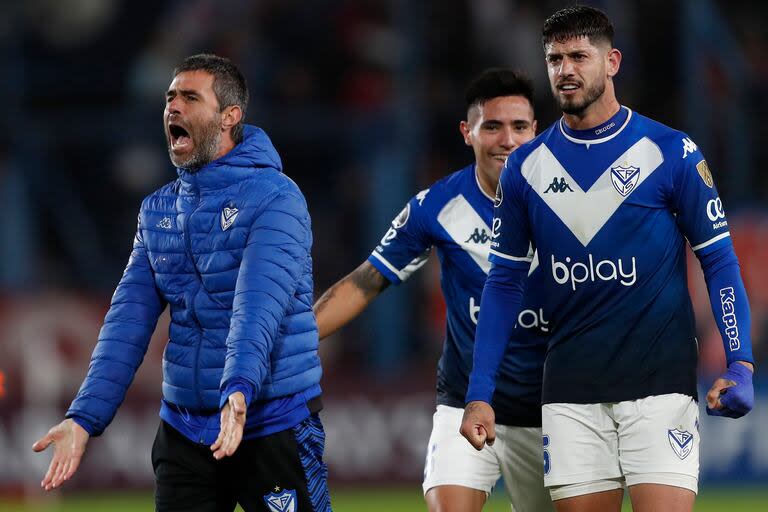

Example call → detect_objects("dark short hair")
465 68 535 114
542 5 614 48
174 53 249 144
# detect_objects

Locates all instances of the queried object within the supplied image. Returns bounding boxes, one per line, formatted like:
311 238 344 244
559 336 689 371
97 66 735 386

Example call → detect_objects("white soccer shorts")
542 393 699 500
422 405 554 511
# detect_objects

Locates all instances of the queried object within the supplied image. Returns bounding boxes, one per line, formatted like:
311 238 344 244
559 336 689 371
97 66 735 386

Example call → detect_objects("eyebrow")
482 119 531 125
547 49 590 58
165 88 200 98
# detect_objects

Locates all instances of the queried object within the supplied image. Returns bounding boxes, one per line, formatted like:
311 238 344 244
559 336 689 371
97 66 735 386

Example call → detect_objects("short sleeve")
368 190 431 284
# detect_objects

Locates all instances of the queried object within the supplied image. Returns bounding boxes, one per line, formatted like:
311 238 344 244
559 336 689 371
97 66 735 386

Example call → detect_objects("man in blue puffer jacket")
33 54 331 512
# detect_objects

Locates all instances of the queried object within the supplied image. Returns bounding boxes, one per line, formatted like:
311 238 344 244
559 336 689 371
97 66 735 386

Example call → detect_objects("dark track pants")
152 414 331 512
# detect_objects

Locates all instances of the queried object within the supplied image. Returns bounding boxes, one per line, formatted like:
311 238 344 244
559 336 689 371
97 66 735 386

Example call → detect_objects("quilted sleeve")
65 219 166 436
219 189 311 406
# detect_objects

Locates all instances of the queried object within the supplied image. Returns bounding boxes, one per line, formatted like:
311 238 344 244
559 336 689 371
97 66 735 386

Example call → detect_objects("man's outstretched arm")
33 218 165 490
314 261 390 340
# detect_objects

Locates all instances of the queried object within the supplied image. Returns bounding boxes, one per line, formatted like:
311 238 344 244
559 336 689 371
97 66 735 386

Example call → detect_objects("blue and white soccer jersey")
369 165 545 427
368 165 552 509
488 106 746 494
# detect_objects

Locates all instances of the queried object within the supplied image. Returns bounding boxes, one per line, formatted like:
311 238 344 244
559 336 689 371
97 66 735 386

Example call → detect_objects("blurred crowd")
1 0 766 377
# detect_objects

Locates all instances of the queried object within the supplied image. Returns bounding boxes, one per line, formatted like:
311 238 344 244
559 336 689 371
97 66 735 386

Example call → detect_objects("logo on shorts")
667 428 694 460
263 487 296 512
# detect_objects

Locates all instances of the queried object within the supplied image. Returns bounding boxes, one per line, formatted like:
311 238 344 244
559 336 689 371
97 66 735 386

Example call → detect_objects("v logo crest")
221 207 239 231
521 137 663 246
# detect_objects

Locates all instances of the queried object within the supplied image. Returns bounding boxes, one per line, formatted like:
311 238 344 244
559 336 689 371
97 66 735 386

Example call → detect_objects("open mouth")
558 83 580 94
168 123 192 151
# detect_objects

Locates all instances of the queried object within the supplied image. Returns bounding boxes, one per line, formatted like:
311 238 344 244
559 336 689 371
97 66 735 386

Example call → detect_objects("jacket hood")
176 125 283 190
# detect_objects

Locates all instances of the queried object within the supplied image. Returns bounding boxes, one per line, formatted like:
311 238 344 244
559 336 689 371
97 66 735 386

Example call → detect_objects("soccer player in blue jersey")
460 6 755 512
314 69 554 511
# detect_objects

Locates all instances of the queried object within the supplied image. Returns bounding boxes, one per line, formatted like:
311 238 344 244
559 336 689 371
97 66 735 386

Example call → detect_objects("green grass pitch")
1 487 766 511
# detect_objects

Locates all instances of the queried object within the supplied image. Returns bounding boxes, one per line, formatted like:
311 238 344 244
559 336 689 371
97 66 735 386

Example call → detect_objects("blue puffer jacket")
66 125 321 435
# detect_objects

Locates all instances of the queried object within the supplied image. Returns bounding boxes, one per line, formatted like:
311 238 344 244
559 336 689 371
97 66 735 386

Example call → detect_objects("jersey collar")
558 106 632 145
473 165 498 202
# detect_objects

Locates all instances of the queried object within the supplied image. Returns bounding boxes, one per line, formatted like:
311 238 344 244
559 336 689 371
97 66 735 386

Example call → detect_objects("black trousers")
152 415 331 512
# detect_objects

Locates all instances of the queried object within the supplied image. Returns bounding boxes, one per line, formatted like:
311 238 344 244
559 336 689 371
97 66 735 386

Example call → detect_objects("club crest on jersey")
610 165 640 196
696 160 714 188
667 428 694 460
263 488 296 512
221 206 239 231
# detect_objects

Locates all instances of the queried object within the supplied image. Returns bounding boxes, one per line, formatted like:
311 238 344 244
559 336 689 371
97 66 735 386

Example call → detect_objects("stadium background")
0 0 766 509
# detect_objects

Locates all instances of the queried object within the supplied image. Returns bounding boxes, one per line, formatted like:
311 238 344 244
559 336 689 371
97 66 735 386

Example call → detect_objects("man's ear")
606 48 622 78
222 105 243 131
459 120 472 146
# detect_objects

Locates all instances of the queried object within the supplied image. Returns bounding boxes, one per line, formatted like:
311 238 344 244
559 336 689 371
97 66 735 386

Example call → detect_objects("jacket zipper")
183 189 206 411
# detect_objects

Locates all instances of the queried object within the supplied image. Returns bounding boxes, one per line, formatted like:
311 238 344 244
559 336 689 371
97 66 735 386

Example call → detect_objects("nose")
558 57 575 77
166 96 182 115
499 127 516 149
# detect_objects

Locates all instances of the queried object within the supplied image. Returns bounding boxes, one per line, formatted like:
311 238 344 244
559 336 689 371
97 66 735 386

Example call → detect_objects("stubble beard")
556 79 606 116
167 116 223 172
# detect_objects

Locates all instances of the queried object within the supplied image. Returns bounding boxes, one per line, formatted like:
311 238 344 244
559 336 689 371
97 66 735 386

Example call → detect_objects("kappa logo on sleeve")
682 137 698 159
720 287 740 351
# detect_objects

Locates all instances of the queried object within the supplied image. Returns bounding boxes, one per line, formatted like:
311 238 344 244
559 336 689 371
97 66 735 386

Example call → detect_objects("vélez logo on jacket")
221 205 239 231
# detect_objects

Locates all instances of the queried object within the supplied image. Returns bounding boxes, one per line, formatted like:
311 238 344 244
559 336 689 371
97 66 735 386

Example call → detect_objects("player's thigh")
615 393 699 495
496 425 555 512
425 485 487 512
234 413 331 512
627 483 695 512
152 420 236 512
552 488 624 512
423 405 501 497
542 403 622 489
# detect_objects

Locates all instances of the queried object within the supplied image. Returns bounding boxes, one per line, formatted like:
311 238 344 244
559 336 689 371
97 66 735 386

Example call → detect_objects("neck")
563 87 621 130
475 165 499 199
213 134 236 161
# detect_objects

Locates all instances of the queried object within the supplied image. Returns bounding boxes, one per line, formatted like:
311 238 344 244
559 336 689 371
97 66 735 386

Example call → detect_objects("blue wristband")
706 362 754 419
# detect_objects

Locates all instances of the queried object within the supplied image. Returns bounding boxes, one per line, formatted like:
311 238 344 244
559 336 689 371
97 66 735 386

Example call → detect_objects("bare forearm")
314 261 389 339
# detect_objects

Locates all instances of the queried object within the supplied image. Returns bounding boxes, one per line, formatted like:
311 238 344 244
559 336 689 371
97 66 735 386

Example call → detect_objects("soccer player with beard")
314 69 554 512
33 54 331 512
461 6 754 512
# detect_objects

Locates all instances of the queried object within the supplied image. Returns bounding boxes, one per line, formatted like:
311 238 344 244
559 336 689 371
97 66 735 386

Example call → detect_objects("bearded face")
163 70 225 172
165 110 223 171
545 37 611 117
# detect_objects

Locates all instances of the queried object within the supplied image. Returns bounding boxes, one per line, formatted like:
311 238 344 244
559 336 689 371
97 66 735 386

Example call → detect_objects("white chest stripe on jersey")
522 137 664 246
437 194 492 274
